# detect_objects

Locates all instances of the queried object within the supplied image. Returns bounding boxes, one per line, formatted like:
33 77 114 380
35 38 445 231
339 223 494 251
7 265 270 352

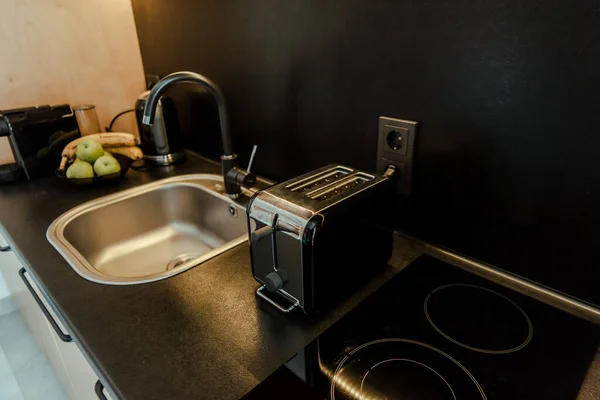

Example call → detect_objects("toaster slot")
286 166 352 193
309 172 374 201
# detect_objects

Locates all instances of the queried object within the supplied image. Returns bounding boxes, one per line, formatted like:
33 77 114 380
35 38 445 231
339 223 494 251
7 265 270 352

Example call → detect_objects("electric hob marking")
359 358 457 399
424 283 534 354
330 338 487 400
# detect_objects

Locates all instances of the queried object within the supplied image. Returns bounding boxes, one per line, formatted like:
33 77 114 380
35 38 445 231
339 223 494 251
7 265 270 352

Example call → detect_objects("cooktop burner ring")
330 338 487 400
424 283 534 355
359 358 457 399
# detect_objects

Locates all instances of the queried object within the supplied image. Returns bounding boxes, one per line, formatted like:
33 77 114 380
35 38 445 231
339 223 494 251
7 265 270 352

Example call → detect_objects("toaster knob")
264 271 288 292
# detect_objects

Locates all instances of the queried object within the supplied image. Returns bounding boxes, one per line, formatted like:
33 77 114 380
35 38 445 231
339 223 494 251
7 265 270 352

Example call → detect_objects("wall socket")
376 116 418 195
145 73 161 90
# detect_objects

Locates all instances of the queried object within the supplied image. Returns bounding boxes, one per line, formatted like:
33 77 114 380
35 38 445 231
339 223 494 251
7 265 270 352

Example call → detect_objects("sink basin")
47 174 249 285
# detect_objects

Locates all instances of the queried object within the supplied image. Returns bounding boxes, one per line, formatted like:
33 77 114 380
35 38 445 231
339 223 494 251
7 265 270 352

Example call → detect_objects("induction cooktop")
247 255 600 399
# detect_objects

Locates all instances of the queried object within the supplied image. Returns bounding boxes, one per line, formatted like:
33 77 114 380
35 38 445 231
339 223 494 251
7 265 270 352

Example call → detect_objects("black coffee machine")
135 91 186 166
0 105 79 183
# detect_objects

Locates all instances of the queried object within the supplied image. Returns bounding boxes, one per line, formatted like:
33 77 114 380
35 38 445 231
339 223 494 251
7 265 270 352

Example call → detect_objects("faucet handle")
222 145 258 198
247 145 258 173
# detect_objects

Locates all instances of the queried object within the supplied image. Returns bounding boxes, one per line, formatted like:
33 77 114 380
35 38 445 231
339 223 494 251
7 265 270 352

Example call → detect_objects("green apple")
66 160 94 179
103 151 115 158
76 139 104 163
93 155 121 176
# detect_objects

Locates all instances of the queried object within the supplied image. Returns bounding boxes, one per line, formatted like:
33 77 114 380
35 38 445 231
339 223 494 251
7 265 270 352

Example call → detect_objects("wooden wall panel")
0 0 145 163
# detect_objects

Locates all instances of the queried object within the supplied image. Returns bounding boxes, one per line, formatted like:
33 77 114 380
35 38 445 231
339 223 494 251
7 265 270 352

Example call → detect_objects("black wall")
131 1 600 306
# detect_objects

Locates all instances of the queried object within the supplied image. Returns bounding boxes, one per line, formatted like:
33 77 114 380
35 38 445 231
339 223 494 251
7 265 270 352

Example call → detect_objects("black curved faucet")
141 71 255 198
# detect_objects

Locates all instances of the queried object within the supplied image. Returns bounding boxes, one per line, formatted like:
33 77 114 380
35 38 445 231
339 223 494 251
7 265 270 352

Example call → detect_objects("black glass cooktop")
247 255 600 399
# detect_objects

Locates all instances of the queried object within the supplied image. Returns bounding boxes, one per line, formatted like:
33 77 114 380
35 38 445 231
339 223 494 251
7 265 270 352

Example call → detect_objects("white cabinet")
0 234 112 400
50 320 108 400
0 235 14 306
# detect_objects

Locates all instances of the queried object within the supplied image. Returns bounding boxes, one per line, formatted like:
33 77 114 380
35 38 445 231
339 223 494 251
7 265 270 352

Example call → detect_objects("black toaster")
247 164 396 314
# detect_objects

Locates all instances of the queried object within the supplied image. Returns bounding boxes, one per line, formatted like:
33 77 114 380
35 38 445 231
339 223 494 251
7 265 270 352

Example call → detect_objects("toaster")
247 164 397 314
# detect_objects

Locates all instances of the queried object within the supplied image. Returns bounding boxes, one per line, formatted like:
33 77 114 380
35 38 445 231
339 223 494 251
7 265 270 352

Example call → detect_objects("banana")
60 156 69 170
107 146 144 160
59 133 139 170
61 133 138 159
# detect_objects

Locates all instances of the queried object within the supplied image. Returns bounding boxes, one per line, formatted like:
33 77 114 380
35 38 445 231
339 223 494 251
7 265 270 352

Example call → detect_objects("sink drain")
166 253 202 271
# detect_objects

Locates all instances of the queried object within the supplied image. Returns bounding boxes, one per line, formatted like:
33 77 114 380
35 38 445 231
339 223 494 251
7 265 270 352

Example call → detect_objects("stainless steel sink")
47 174 249 285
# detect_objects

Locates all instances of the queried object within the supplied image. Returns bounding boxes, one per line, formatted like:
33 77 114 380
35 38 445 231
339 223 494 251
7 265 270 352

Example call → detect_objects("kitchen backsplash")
133 1 599 306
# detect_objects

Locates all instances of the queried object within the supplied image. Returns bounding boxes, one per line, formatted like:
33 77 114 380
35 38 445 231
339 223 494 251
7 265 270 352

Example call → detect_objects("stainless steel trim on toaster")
286 166 353 192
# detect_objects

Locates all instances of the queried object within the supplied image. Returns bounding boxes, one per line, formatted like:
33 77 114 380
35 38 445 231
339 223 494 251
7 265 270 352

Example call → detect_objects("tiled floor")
0 307 67 400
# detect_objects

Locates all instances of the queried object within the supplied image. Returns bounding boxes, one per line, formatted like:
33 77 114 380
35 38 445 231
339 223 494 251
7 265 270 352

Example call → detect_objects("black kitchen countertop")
0 152 423 400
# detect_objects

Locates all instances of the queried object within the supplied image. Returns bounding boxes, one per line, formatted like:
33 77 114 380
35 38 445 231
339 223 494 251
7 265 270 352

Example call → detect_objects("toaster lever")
251 225 274 242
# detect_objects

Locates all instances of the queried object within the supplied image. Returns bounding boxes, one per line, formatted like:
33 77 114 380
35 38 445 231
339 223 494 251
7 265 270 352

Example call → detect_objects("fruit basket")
56 153 133 185
55 133 143 185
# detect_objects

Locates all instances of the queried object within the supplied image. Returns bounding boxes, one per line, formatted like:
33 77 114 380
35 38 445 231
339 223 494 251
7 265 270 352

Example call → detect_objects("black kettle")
135 91 185 165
